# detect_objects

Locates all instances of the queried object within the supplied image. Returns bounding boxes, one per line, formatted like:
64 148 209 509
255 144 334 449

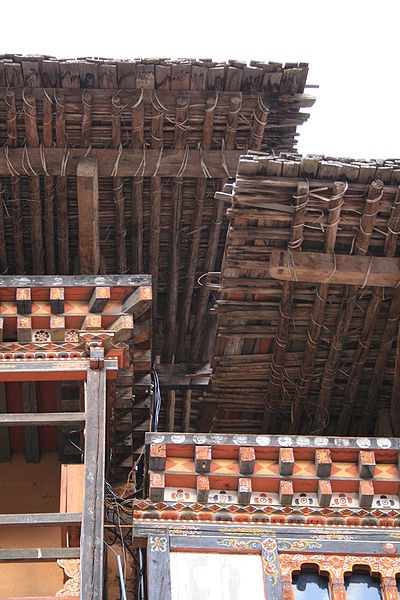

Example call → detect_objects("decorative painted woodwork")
137 433 400 600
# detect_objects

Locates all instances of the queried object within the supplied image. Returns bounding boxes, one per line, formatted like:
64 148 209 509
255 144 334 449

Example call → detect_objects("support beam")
312 180 384 434
262 181 309 433
0 513 82 526
0 548 80 562
0 412 85 426
122 285 152 318
269 251 400 287
88 286 110 313
21 382 40 462
77 158 100 274
80 366 106 599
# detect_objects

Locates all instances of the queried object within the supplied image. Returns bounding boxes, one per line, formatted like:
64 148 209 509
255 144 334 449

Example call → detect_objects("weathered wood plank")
0 513 82 526
0 147 243 178
80 367 106 599
0 412 85 426
0 547 80 562
77 158 100 274
269 251 400 287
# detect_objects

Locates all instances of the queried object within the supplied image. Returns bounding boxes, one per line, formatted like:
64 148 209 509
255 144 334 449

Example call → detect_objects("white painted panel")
170 551 266 600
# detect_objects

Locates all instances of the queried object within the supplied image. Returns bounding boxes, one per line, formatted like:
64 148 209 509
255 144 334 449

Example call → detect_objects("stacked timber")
0 56 314 438
199 153 400 438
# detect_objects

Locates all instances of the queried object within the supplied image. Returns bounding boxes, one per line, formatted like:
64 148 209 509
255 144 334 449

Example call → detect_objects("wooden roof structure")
199 153 400 437
0 54 315 445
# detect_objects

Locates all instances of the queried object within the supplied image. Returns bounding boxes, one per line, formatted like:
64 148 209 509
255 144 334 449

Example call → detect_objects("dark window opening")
345 572 382 600
292 569 330 599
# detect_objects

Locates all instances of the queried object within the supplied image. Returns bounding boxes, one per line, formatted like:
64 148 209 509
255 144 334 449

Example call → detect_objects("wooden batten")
77 157 100 274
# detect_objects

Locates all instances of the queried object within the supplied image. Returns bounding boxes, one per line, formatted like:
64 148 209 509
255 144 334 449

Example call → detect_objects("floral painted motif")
56 559 80 596
149 536 168 552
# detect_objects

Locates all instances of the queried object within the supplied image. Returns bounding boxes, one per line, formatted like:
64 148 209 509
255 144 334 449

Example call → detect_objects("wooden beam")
0 181 7 274
390 320 400 436
122 285 152 318
43 93 56 273
110 93 126 274
81 367 106 599
77 157 100 274
0 412 85 426
163 96 188 363
16 288 32 314
338 186 400 434
262 181 309 433
0 382 10 461
176 95 216 362
82 314 102 330
88 286 110 313
358 286 400 433
0 274 151 287
0 512 82 526
131 93 144 273
50 287 65 313
269 251 400 287
0 548 80 562
55 93 69 274
107 314 134 342
312 180 384 434
0 147 243 178
156 363 211 389
21 382 40 463
17 316 32 342
148 101 164 351
190 190 226 362
24 91 44 274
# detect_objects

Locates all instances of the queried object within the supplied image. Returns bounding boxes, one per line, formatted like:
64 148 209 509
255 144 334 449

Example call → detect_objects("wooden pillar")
330 578 346 600
80 364 106 599
77 158 100 274
381 576 399 600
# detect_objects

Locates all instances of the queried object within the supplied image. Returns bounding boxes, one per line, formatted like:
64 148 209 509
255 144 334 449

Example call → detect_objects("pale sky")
2 0 399 159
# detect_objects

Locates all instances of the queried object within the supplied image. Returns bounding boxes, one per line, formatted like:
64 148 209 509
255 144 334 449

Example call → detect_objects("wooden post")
77 158 100 274
80 365 106 599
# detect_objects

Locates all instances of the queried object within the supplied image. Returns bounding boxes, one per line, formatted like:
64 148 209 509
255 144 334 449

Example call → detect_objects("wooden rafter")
312 179 384 433
262 180 309 433
289 180 345 433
